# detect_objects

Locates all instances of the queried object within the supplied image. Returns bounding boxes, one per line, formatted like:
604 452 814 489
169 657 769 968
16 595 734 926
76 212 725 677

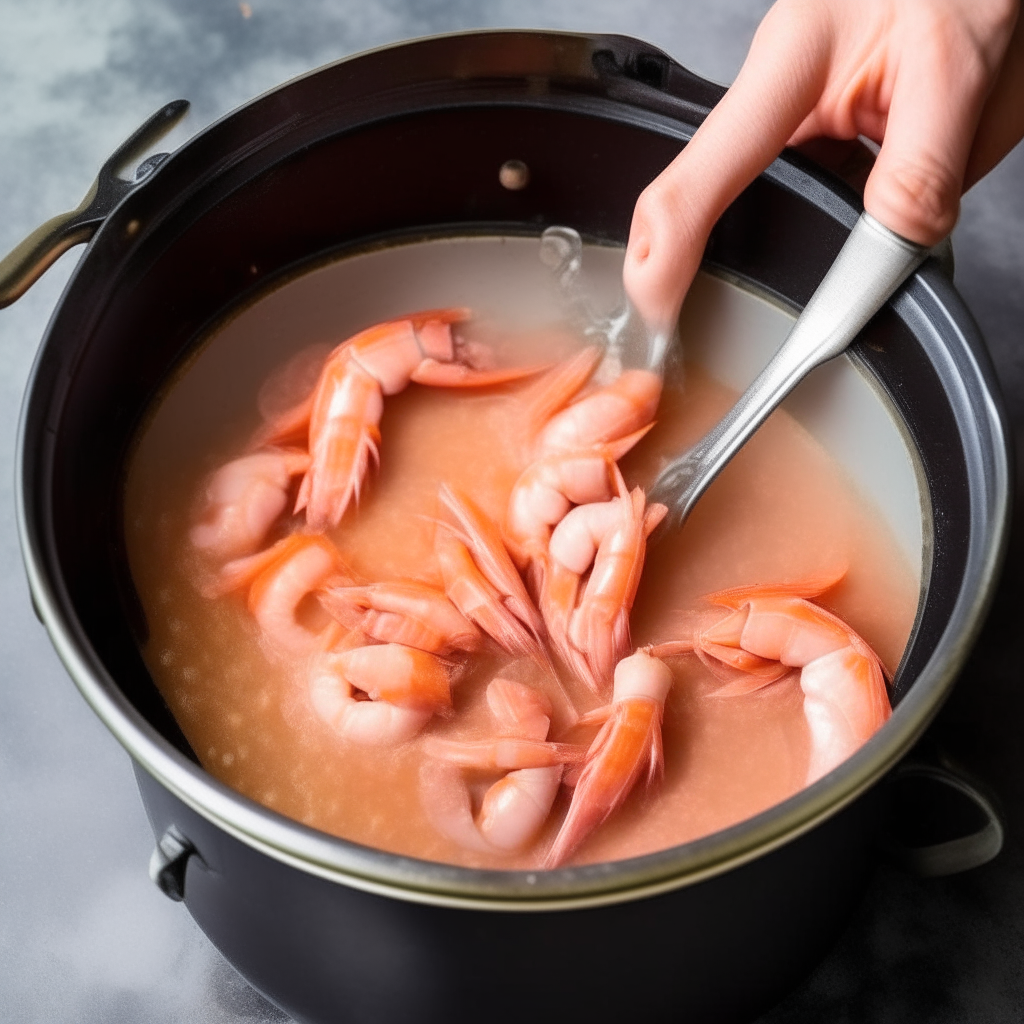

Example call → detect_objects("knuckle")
635 178 697 242
915 2 1013 81
634 181 684 242
978 0 1020 36
632 182 664 224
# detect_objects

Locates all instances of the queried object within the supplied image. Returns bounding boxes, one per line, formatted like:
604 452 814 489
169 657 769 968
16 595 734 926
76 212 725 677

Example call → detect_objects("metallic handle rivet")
499 159 530 191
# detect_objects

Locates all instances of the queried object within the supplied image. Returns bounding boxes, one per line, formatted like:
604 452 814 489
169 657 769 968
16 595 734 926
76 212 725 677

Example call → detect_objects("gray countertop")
2 2 1022 1021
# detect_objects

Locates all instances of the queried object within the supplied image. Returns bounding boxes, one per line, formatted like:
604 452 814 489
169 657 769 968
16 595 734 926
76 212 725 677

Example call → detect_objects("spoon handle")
648 212 931 531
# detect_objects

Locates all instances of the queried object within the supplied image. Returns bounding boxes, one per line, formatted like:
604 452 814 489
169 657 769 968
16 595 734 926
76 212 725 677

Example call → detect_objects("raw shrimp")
541 472 667 692
422 679 582 852
310 642 453 746
211 533 348 656
318 580 481 656
650 575 891 784
528 346 663 457
545 649 673 868
190 448 310 561
435 485 549 668
264 308 543 530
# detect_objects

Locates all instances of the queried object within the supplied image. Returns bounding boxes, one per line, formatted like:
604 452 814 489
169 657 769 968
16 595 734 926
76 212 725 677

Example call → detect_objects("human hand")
624 0 1024 332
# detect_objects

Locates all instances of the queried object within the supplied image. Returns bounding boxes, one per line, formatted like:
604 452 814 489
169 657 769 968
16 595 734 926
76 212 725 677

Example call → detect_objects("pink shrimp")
503 431 652 591
423 677 584 772
528 346 663 457
650 574 891 784
211 534 348 655
540 471 667 692
506 347 662 634
422 679 582 852
264 309 544 531
434 485 549 667
545 649 672 867
190 448 310 561
318 580 481 656
310 643 453 746
488 676 555 741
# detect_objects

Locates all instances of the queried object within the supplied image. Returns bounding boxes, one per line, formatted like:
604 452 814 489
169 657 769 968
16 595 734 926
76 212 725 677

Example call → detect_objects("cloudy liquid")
123 245 919 871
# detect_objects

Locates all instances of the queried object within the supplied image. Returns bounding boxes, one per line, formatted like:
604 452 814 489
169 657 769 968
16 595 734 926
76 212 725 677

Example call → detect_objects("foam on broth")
123 237 920 869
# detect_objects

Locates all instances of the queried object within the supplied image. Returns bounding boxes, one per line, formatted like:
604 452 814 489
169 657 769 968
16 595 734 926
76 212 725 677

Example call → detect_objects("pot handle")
149 823 199 902
878 758 1004 877
0 99 189 309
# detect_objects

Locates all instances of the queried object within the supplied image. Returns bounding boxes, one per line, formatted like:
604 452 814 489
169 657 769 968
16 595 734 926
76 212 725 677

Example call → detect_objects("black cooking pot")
5 30 1010 1024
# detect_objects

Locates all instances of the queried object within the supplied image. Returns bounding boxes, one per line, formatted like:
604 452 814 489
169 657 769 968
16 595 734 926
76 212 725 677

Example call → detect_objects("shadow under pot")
7 29 1009 1024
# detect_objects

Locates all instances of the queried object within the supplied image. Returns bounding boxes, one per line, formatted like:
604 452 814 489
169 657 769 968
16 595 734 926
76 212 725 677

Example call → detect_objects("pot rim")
15 30 1012 910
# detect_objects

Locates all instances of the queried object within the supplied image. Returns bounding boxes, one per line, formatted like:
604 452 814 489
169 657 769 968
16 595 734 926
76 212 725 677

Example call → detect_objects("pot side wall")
137 765 874 1024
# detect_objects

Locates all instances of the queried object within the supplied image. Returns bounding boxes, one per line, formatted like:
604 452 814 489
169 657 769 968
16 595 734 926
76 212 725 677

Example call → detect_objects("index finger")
624 2 835 327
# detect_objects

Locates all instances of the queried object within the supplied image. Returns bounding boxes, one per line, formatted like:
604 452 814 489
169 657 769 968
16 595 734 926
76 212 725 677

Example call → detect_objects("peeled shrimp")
528 346 663 457
318 580 481 656
650 575 891 784
423 677 584 771
506 346 663 643
190 448 310 561
545 649 672 868
503 432 652 591
212 534 348 655
263 308 543 531
541 472 667 691
422 679 581 852
310 642 453 746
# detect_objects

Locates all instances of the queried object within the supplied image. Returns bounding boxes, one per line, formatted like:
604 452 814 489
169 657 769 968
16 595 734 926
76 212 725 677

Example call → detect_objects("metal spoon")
647 211 932 532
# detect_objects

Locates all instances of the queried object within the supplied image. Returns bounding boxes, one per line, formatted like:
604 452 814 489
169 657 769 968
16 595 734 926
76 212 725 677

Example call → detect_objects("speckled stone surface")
1 2 1022 1021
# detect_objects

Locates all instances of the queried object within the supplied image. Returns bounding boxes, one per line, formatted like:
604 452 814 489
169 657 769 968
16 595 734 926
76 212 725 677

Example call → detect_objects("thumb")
624 2 833 329
865 32 994 245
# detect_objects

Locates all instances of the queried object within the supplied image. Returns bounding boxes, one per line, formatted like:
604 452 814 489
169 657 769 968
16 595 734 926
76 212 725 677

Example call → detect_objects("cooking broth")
123 237 920 870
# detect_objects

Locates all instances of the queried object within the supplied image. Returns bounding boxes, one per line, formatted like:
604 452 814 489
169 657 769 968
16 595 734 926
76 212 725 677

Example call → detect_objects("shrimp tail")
422 737 585 770
538 556 598 693
407 306 473 328
526 346 603 436
250 391 314 449
544 697 663 868
698 639 792 689
647 722 665 787
577 703 613 727
207 545 286 599
419 760 493 854
480 597 548 663
316 586 367 632
206 532 346 599
705 568 848 609
646 640 695 658
411 360 549 388
601 423 657 462
572 601 630 693
299 421 381 530
710 670 794 698
438 485 546 637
